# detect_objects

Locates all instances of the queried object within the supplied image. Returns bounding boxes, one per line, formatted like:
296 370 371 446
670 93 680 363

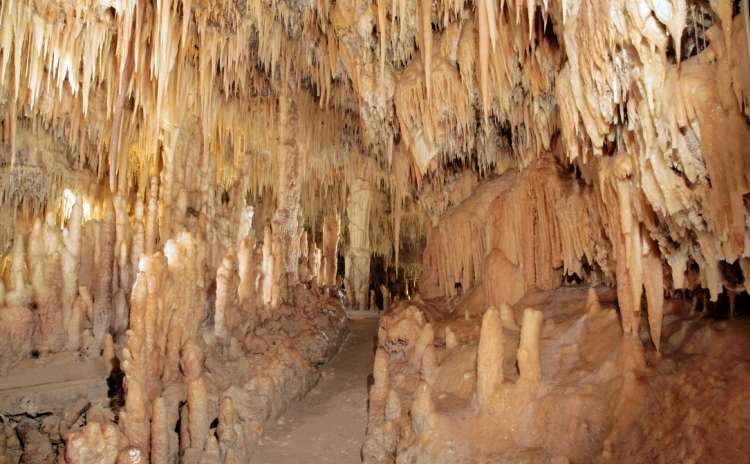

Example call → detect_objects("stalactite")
378 0 387 80
109 20 135 193
477 0 490 127
422 0 432 101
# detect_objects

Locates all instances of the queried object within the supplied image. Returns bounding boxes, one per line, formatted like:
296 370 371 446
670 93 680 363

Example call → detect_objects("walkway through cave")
252 317 379 463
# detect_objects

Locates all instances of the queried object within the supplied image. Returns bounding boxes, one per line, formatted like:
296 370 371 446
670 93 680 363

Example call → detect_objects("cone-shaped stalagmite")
94 202 115 350
346 179 373 311
517 308 544 383
477 307 503 411
643 245 665 352
215 252 237 341
321 212 340 287
271 91 302 300
62 203 82 350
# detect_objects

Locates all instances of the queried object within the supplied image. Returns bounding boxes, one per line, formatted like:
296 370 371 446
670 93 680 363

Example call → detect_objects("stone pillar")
321 212 340 286
271 92 301 305
345 178 373 311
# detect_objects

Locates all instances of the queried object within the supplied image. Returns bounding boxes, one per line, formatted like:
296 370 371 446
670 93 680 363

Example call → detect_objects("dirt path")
252 318 379 463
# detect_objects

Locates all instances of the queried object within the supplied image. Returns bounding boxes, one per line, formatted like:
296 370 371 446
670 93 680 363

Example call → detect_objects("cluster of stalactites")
556 1 749 331
0 0 375 206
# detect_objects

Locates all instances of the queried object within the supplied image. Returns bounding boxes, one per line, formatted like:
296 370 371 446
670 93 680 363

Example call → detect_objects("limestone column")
271 92 302 304
345 178 373 311
321 212 340 286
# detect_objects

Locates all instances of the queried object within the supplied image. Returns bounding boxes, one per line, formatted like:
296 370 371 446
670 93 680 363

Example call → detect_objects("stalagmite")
113 289 129 342
272 92 302 296
0 234 33 371
94 203 115 350
411 381 434 435
43 212 65 352
411 322 434 368
517 308 543 383
499 303 518 330
6 234 31 308
65 422 124 464
586 287 602 315
132 196 146 279
477 307 503 411
421 343 438 385
364 346 398 463
237 235 257 308
215 253 237 341
218 397 247 463
119 341 150 457
113 195 126 272
146 177 159 255
28 220 45 351
150 397 172 464
380 284 391 312
62 203 82 350
262 226 274 307
643 245 665 352
445 326 458 350
372 347 390 396
271 235 283 309
346 179 373 311
183 341 209 456
72 287 94 354
321 212 340 287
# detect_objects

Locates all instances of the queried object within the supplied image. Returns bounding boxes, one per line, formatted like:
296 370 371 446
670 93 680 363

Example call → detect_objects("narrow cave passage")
252 318 379 463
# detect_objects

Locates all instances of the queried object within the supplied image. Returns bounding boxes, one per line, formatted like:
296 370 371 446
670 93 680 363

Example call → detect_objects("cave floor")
252 317 379 463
